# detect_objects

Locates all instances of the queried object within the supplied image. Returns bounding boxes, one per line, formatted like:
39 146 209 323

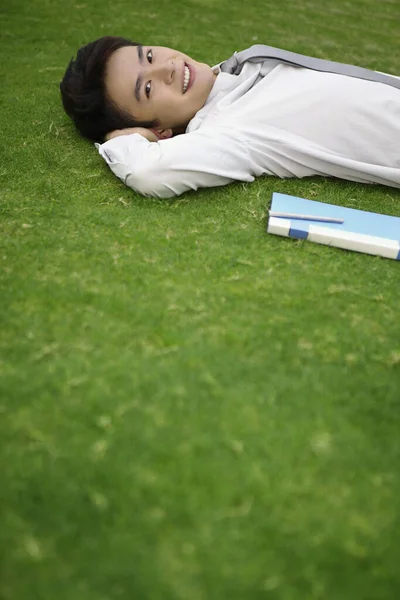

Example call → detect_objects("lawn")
1 0 400 598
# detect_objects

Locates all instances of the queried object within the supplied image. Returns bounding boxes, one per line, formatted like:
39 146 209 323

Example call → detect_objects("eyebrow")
135 45 144 103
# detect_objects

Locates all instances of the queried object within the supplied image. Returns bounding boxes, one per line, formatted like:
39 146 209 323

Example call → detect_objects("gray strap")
220 44 400 89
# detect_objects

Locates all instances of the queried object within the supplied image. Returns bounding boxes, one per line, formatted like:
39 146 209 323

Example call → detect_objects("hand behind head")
105 127 173 142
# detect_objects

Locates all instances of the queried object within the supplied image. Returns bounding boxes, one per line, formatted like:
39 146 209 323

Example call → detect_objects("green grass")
1 0 400 598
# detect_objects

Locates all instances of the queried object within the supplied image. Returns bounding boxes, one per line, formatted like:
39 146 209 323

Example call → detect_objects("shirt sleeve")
95 128 257 198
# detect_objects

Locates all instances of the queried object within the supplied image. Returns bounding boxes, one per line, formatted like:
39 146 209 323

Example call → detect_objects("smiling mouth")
183 63 191 94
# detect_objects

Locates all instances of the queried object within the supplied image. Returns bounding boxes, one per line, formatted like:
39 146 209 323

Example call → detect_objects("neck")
172 125 188 136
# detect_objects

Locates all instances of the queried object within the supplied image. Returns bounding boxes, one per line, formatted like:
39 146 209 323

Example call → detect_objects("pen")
269 211 344 224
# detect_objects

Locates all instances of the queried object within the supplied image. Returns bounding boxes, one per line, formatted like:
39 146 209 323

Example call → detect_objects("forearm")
96 127 254 198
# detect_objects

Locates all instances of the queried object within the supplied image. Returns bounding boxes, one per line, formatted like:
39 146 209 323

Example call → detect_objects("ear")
150 127 173 140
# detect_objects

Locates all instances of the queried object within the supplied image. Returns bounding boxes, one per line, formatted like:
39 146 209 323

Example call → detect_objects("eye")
147 49 153 64
145 81 152 98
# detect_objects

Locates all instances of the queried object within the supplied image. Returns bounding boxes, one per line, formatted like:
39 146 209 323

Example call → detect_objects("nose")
148 59 176 85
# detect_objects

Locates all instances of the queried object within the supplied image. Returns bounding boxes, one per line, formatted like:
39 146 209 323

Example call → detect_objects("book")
267 193 400 260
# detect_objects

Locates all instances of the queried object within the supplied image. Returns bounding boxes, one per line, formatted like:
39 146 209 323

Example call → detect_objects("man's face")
105 45 217 132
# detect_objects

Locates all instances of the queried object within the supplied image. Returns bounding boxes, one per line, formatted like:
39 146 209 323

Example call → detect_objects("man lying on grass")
60 36 400 198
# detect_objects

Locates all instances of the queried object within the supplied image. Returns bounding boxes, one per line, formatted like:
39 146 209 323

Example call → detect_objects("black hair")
60 36 157 142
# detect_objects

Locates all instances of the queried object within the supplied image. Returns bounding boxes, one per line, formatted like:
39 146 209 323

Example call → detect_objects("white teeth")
183 65 190 93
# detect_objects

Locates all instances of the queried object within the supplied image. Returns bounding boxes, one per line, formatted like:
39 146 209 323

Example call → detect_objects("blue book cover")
267 193 400 260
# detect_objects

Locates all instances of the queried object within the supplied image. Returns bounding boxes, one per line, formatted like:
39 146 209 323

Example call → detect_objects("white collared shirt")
96 61 400 198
